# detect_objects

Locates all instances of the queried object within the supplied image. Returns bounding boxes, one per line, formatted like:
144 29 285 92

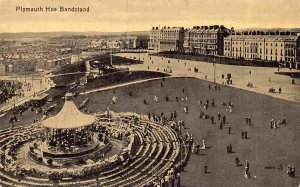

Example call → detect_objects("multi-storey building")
184 25 230 56
224 32 299 68
183 29 191 53
148 26 185 52
148 27 161 51
159 27 185 52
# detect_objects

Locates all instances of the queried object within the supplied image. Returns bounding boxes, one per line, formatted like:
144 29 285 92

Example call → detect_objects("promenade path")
80 72 173 95
116 53 300 103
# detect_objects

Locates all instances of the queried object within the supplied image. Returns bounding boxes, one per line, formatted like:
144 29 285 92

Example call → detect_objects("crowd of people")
0 81 24 105
152 168 181 187
269 117 286 129
47 128 93 149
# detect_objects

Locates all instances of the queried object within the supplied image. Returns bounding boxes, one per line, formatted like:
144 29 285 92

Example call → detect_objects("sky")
0 0 299 33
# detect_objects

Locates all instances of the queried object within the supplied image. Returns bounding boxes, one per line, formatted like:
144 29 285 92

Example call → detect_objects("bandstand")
38 93 108 163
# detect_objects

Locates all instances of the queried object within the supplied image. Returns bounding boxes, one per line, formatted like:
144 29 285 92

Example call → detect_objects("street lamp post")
110 48 113 67
40 79 42 91
32 74 34 91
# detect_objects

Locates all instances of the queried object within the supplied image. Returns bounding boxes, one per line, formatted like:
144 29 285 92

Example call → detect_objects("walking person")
229 144 232 153
228 124 231 134
204 163 208 174
223 115 226 124
218 112 221 121
235 155 240 166
245 160 250 173
176 173 181 187
243 160 250 178
282 117 286 125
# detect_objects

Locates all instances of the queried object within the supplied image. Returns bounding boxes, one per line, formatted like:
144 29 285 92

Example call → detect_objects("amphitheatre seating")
0 114 189 187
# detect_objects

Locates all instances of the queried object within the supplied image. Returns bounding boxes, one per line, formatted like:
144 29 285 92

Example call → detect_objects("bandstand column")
85 128 88 144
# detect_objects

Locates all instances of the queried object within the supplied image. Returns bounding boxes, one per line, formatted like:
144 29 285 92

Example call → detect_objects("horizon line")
0 27 299 35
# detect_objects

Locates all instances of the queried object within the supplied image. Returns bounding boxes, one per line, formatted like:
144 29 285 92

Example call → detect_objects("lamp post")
110 48 113 67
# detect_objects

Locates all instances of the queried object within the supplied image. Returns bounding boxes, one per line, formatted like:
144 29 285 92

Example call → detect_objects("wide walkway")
81 73 175 95
116 53 300 103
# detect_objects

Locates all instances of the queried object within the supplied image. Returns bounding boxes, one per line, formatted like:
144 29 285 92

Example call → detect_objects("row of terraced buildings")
148 25 300 69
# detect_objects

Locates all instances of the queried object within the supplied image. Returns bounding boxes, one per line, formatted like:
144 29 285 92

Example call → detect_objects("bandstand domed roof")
43 96 95 129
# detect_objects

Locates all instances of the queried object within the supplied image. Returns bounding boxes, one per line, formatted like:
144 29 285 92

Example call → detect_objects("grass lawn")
51 61 86 75
51 73 86 86
1 77 299 186
0 71 168 129
74 77 300 187
81 70 169 91
50 55 144 86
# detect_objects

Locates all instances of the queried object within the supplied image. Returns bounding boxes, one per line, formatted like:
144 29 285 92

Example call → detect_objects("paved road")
116 53 300 103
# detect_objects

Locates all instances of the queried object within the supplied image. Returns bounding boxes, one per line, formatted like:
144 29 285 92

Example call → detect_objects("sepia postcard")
0 0 299 186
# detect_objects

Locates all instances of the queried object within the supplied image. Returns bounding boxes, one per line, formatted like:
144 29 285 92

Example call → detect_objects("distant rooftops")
232 30 298 36
151 26 184 31
226 34 299 41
